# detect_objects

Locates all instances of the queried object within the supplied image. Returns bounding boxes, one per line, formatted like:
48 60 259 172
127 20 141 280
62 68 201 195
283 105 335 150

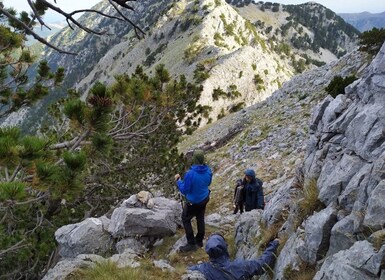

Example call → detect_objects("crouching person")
189 233 279 280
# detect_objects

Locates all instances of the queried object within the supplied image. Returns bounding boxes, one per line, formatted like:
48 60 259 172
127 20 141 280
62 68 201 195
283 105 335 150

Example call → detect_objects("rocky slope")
1 0 360 131
41 40 385 280
76 0 294 125
229 0 359 62
77 0 360 125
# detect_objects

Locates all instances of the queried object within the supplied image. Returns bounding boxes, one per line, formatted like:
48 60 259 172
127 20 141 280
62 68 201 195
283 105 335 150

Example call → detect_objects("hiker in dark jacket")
242 169 264 211
175 149 212 252
233 179 245 214
189 233 279 280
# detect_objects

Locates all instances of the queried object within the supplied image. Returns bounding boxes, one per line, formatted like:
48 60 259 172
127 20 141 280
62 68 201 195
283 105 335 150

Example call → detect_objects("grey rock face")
364 180 385 230
182 270 206 280
55 218 113 258
297 205 337 265
42 254 105 280
314 241 385 280
327 213 358 256
234 210 263 259
108 197 182 238
115 237 150 255
297 42 385 278
153 259 175 272
108 250 140 268
262 178 299 225
274 232 306 280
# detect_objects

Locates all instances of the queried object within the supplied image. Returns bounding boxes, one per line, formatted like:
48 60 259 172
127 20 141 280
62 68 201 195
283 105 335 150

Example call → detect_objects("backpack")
234 180 244 204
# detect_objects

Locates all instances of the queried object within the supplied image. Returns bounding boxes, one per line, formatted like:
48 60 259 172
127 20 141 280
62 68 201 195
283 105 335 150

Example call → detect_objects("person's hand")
233 204 236 208
272 238 280 245
174 174 181 181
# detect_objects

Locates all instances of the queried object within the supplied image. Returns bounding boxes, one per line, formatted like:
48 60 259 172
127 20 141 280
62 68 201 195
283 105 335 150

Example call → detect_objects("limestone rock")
297 205 337 264
55 218 113 258
42 254 105 280
108 197 182 238
314 241 385 280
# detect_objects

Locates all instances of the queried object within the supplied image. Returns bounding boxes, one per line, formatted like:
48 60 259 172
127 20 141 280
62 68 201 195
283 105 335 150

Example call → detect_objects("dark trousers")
233 203 244 214
182 196 209 245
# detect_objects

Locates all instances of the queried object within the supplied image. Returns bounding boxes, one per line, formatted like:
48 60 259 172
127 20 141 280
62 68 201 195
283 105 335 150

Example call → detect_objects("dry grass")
298 178 324 219
68 260 177 280
283 263 317 280
369 229 385 251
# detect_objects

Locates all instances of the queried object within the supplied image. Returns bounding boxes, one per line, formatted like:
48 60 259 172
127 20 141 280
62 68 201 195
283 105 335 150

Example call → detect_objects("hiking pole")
174 174 184 209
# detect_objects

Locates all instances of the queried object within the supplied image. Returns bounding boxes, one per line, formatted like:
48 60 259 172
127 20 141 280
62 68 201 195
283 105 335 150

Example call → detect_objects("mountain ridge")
339 11 385 31
1 0 360 131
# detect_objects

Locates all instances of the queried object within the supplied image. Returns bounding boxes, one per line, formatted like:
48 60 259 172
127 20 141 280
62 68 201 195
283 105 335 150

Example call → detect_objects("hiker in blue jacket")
242 169 264 211
189 233 279 280
175 149 212 252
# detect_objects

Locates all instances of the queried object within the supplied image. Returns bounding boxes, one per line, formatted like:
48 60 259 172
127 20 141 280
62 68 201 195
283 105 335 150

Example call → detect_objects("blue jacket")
177 164 212 204
189 234 279 280
243 169 264 211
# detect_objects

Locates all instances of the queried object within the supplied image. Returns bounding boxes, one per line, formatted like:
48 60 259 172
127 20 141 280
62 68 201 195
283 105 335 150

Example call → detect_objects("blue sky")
3 0 385 23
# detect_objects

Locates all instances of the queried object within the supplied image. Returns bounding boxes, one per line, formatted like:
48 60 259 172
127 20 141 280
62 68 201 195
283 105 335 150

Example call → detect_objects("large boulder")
234 210 263 259
297 205 337 264
274 232 305 280
314 241 385 280
364 180 385 230
42 254 105 280
108 197 182 238
55 218 113 258
262 178 299 225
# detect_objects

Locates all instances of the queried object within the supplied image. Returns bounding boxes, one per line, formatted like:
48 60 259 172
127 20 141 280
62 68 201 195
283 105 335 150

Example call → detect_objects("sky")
2 0 385 23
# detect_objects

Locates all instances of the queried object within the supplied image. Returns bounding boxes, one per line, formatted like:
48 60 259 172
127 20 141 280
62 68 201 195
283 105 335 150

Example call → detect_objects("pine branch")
0 6 77 55
27 0 50 30
108 0 145 38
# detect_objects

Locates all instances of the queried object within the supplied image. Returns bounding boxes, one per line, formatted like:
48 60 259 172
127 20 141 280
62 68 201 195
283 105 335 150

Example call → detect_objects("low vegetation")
359 27 385 55
298 178 324 220
283 263 317 280
325 75 357 98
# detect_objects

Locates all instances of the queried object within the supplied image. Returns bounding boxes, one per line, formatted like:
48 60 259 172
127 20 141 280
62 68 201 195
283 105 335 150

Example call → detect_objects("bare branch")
0 6 77 55
27 0 51 30
0 240 27 258
68 9 124 23
4 167 9 181
50 137 80 150
38 0 111 36
108 0 145 38
111 0 136 11
9 164 22 182
7 193 48 206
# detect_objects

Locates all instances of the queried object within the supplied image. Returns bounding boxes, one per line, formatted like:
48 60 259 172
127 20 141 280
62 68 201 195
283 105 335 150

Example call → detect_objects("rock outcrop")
266 43 385 279
46 194 181 278
108 196 182 238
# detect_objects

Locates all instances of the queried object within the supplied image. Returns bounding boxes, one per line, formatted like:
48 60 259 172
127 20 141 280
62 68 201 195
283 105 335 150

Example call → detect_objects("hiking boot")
179 243 198 252
195 239 203 248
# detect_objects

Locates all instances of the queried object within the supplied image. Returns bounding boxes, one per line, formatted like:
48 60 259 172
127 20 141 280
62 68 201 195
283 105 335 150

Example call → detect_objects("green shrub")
325 75 357 98
184 40 204 64
359 27 385 55
193 63 210 83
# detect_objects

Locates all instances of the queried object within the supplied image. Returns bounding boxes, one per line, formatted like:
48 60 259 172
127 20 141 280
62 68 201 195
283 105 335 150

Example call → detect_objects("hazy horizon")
3 0 385 24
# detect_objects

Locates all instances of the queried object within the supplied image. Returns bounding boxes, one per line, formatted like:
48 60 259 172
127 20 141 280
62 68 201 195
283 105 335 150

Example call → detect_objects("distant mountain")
339 11 385 32
232 1 360 61
26 21 67 46
2 0 360 131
